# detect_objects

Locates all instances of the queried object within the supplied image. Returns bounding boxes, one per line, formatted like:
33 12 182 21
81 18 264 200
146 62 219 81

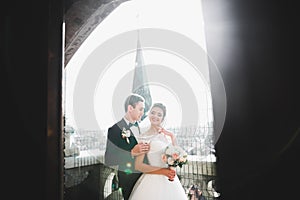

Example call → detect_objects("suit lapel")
118 118 139 136
117 118 138 146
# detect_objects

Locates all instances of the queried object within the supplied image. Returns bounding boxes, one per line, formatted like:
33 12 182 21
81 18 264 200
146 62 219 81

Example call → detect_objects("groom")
104 93 150 200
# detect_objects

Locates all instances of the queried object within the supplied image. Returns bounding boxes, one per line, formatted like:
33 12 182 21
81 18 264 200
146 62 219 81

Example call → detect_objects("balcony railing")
64 125 220 200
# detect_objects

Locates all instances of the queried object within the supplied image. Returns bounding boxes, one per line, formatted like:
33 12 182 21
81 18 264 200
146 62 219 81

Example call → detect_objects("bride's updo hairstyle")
151 103 167 121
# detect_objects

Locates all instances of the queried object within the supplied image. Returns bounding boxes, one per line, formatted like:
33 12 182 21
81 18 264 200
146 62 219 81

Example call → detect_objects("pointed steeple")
132 30 152 121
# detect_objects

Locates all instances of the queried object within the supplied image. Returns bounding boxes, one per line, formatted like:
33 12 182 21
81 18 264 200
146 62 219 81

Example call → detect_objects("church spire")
132 30 152 121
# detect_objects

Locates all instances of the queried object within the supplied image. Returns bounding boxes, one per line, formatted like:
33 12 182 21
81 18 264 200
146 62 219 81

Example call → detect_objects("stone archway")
64 0 129 66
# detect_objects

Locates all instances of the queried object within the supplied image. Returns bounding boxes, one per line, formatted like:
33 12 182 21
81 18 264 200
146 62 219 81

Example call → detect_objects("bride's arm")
134 154 175 178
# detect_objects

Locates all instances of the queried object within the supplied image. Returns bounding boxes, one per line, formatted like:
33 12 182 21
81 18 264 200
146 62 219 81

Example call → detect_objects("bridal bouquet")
162 144 188 181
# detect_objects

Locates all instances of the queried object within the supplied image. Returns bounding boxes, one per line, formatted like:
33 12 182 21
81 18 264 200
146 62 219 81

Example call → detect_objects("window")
63 0 224 199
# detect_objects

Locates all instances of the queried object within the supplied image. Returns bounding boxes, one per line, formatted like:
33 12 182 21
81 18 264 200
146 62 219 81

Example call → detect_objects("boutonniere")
121 127 131 144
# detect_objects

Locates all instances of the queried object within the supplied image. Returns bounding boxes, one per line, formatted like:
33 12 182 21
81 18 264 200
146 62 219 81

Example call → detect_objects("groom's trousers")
118 171 142 200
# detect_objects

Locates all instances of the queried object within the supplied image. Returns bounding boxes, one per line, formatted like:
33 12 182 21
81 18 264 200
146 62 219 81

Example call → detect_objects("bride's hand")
158 127 174 138
162 167 176 179
158 127 177 145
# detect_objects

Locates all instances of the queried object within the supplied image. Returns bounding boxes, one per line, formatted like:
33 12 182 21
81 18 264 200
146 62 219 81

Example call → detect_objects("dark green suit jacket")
104 118 140 173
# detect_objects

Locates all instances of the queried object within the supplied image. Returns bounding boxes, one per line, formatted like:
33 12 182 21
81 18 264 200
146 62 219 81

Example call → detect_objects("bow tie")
129 122 139 127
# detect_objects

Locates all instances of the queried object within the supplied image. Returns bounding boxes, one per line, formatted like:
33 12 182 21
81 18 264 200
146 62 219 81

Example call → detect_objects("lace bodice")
139 133 171 168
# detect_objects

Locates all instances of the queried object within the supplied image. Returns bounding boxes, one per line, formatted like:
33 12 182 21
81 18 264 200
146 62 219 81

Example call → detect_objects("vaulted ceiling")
64 0 129 66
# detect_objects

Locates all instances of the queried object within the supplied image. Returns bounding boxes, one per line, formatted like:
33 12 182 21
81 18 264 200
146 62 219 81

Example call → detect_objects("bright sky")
64 0 213 131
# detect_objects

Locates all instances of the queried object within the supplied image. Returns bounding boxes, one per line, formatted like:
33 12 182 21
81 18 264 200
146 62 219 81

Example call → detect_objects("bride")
128 103 188 200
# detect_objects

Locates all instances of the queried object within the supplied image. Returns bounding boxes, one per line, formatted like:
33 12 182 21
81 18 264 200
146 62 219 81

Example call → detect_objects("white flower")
162 144 188 168
121 128 131 144
167 157 175 165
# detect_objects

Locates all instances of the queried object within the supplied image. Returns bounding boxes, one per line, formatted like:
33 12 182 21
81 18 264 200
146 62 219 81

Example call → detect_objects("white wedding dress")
129 134 188 200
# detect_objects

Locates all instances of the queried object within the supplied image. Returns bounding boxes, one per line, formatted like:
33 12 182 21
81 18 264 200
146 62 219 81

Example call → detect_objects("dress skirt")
129 173 187 200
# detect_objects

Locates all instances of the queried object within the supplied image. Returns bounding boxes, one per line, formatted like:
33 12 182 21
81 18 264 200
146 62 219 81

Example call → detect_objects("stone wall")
64 0 130 65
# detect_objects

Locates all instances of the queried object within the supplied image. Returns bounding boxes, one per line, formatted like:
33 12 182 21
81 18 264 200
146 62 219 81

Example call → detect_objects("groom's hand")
131 143 150 157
